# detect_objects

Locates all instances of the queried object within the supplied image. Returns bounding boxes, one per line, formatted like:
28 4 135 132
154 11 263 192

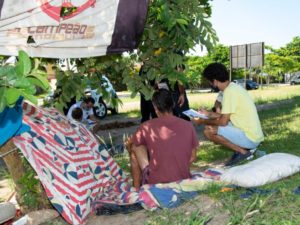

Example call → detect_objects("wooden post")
0 139 51 212
244 44 248 88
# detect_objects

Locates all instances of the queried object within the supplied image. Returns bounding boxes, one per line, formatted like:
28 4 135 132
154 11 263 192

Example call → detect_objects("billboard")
230 42 264 69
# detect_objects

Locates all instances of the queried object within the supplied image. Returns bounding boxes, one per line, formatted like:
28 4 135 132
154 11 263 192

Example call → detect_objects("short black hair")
83 97 95 105
72 107 83 121
152 89 174 113
203 63 229 82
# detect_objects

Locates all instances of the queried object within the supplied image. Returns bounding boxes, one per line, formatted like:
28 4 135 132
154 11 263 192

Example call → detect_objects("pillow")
220 153 300 187
0 202 16 224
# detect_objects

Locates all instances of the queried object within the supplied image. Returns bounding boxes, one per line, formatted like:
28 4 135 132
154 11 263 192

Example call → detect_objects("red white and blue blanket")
13 102 222 224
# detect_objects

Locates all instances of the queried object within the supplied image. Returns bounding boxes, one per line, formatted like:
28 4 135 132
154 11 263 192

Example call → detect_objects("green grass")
118 110 141 118
250 85 300 105
114 154 131 173
196 142 230 163
188 85 300 110
118 85 300 113
145 209 211 225
0 168 8 180
119 95 140 103
195 96 300 225
210 174 300 225
197 95 300 163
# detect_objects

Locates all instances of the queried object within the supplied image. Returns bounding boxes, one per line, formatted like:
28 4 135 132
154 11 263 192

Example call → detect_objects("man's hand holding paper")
182 109 209 119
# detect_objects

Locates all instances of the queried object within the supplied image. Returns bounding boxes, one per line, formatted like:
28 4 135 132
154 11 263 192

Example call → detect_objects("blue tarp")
0 98 30 146
148 186 198 208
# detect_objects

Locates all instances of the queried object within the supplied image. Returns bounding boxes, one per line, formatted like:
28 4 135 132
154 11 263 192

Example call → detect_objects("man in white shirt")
67 97 100 132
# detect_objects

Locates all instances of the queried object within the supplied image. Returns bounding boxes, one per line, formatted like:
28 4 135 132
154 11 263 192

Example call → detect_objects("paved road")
116 88 212 98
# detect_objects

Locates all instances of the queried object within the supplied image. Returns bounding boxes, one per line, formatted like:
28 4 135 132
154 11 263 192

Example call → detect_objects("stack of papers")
182 109 208 119
87 119 96 125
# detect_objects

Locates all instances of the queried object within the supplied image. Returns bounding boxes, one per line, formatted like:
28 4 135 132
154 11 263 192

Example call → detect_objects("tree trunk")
0 139 52 212
0 139 25 195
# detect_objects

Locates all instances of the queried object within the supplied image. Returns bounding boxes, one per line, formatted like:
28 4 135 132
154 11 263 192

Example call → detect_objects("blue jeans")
217 122 260 149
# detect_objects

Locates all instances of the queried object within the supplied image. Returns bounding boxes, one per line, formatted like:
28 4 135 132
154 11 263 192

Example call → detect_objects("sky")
192 0 300 55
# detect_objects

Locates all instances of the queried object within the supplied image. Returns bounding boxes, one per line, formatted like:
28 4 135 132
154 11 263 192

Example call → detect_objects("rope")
0 147 18 158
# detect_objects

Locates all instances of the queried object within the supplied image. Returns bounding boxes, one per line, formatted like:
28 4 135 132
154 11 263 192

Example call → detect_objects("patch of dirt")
95 115 205 147
95 117 140 146
99 121 138 130
86 195 228 225
45 194 229 225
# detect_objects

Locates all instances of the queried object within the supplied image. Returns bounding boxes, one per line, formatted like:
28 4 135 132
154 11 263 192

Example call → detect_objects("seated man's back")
131 90 198 185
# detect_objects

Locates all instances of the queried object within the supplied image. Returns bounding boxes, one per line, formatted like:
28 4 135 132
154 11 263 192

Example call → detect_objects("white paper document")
182 109 209 119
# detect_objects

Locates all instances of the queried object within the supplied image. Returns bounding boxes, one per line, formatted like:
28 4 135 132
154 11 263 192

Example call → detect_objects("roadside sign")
230 42 264 69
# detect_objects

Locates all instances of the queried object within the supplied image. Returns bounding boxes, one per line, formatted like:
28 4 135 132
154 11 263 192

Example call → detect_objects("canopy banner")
0 0 148 58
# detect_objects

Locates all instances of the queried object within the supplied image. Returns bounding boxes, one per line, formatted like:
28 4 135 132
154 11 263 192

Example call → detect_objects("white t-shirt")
157 82 169 90
67 101 93 123
216 91 223 103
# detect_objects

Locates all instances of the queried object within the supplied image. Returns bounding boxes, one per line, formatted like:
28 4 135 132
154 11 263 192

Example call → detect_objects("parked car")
233 79 259 90
85 75 119 119
290 74 300 85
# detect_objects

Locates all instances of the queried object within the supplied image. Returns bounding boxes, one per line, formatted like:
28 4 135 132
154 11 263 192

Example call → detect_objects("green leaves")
176 18 188 26
27 72 50 90
0 66 15 78
0 87 6 112
16 50 32 76
0 51 50 112
130 0 219 98
20 91 38 105
264 37 300 80
6 88 21 106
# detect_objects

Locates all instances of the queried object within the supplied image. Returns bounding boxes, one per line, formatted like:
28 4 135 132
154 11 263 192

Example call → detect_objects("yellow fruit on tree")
154 48 162 56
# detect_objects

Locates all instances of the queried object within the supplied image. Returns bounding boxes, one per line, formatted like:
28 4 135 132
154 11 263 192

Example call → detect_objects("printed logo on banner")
37 0 96 21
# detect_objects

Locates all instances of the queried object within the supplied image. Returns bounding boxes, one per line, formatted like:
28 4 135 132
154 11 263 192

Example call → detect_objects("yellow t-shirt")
221 82 264 143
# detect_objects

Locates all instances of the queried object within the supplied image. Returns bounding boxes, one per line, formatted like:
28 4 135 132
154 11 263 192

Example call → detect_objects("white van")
290 74 300 85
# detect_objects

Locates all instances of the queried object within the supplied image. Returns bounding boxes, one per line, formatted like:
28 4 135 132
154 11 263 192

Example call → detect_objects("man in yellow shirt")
193 63 264 166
